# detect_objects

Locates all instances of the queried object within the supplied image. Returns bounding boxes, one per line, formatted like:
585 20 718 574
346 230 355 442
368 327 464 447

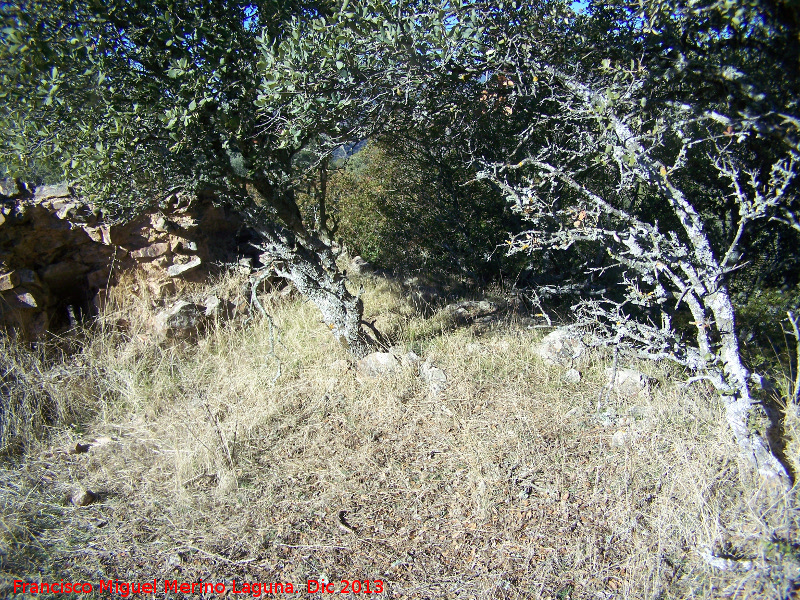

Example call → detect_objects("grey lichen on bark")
481 62 796 486
244 183 375 359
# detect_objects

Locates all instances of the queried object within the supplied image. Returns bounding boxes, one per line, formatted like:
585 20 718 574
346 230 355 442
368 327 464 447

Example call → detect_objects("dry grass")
1 270 799 598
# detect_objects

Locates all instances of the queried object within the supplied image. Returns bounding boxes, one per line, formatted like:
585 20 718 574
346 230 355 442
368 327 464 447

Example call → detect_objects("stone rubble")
0 179 260 339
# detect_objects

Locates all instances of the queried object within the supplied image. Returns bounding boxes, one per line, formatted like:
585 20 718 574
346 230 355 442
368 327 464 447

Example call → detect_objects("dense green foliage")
328 142 521 281
2 0 324 212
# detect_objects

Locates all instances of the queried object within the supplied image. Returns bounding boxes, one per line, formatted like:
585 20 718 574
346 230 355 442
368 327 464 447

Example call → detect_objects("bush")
329 141 522 283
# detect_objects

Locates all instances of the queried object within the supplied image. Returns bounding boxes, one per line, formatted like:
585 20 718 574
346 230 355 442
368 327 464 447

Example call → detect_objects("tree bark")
246 183 375 358
704 287 791 482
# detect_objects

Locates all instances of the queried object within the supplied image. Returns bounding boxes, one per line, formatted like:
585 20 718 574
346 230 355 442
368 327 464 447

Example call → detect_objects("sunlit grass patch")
0 271 798 598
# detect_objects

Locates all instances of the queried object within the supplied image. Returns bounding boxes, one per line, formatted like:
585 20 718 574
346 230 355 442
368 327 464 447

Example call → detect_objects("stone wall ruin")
0 180 260 339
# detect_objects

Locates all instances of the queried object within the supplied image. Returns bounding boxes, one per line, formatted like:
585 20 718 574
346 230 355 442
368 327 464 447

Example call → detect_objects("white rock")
167 256 202 277
349 255 373 275
404 350 421 364
561 368 582 384
203 294 231 318
420 360 447 395
611 430 628 448
392 348 421 366
356 352 399 377
606 367 649 396
535 328 585 365
71 488 97 506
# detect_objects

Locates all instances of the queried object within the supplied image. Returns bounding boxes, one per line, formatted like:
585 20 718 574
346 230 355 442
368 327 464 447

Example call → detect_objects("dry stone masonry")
0 180 259 339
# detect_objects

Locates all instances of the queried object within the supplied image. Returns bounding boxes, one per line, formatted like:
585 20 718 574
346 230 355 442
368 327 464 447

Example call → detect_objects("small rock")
80 225 105 243
98 225 113 245
357 352 400 377
349 255 373 275
606 367 649 396
330 359 350 373
166 554 182 568
610 430 628 448
203 295 233 318
153 300 204 339
561 368 582 384
68 442 91 455
0 271 20 291
71 489 97 507
151 214 174 232
420 360 447 395
167 256 202 277
147 279 176 300
535 328 585 365
203 295 221 316
172 238 199 254
401 350 421 366
443 300 498 324
5 288 41 309
54 202 77 220
131 242 170 260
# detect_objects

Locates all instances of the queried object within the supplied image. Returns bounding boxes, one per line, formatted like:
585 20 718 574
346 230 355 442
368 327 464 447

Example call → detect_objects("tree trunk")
705 287 791 483
252 218 375 358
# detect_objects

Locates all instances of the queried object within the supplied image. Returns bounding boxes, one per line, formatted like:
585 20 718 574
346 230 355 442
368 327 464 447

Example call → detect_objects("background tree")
327 140 521 284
